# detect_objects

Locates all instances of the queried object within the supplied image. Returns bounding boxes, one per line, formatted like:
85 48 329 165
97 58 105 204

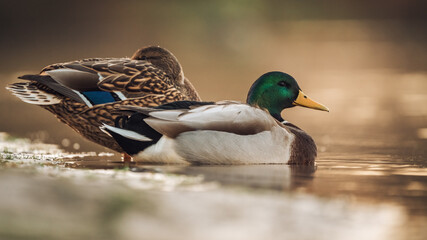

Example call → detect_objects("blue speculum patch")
82 91 116 105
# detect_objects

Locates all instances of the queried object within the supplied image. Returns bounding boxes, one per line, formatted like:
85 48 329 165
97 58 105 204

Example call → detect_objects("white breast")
135 137 188 164
172 126 294 164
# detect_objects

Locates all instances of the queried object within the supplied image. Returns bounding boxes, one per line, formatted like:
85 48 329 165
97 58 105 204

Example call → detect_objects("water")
52 130 426 240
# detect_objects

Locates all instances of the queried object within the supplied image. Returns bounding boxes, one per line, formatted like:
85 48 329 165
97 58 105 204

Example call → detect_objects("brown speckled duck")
102 72 329 165
7 46 201 159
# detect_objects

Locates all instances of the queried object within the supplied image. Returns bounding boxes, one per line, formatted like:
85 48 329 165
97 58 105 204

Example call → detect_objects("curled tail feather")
6 82 61 105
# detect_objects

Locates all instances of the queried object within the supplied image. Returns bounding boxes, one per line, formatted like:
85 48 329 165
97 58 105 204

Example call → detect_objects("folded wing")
121 102 278 138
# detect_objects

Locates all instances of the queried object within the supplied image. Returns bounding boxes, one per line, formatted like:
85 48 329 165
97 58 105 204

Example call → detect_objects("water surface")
56 128 426 240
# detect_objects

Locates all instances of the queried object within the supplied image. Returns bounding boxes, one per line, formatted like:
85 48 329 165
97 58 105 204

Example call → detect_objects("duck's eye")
278 81 290 88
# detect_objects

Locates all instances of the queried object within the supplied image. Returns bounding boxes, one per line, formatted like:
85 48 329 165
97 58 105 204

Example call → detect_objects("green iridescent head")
246 71 329 121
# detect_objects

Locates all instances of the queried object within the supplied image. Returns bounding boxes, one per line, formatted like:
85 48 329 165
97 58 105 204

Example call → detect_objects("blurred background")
1 0 426 154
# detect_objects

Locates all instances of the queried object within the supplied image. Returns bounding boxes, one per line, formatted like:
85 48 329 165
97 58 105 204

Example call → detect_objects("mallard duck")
102 71 329 165
6 46 201 158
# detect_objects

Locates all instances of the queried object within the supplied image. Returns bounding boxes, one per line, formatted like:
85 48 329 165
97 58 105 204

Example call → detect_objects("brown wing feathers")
40 58 175 95
97 66 172 94
81 91 185 126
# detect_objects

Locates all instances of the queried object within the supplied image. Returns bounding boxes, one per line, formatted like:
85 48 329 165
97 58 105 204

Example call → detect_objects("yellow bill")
293 90 329 112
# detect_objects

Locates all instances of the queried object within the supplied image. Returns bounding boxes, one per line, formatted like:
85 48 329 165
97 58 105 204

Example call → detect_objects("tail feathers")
6 82 61 105
17 74 86 104
18 74 44 81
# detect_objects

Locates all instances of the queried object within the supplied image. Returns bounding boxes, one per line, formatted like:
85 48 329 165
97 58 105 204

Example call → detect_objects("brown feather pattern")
285 123 317 165
10 46 201 152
